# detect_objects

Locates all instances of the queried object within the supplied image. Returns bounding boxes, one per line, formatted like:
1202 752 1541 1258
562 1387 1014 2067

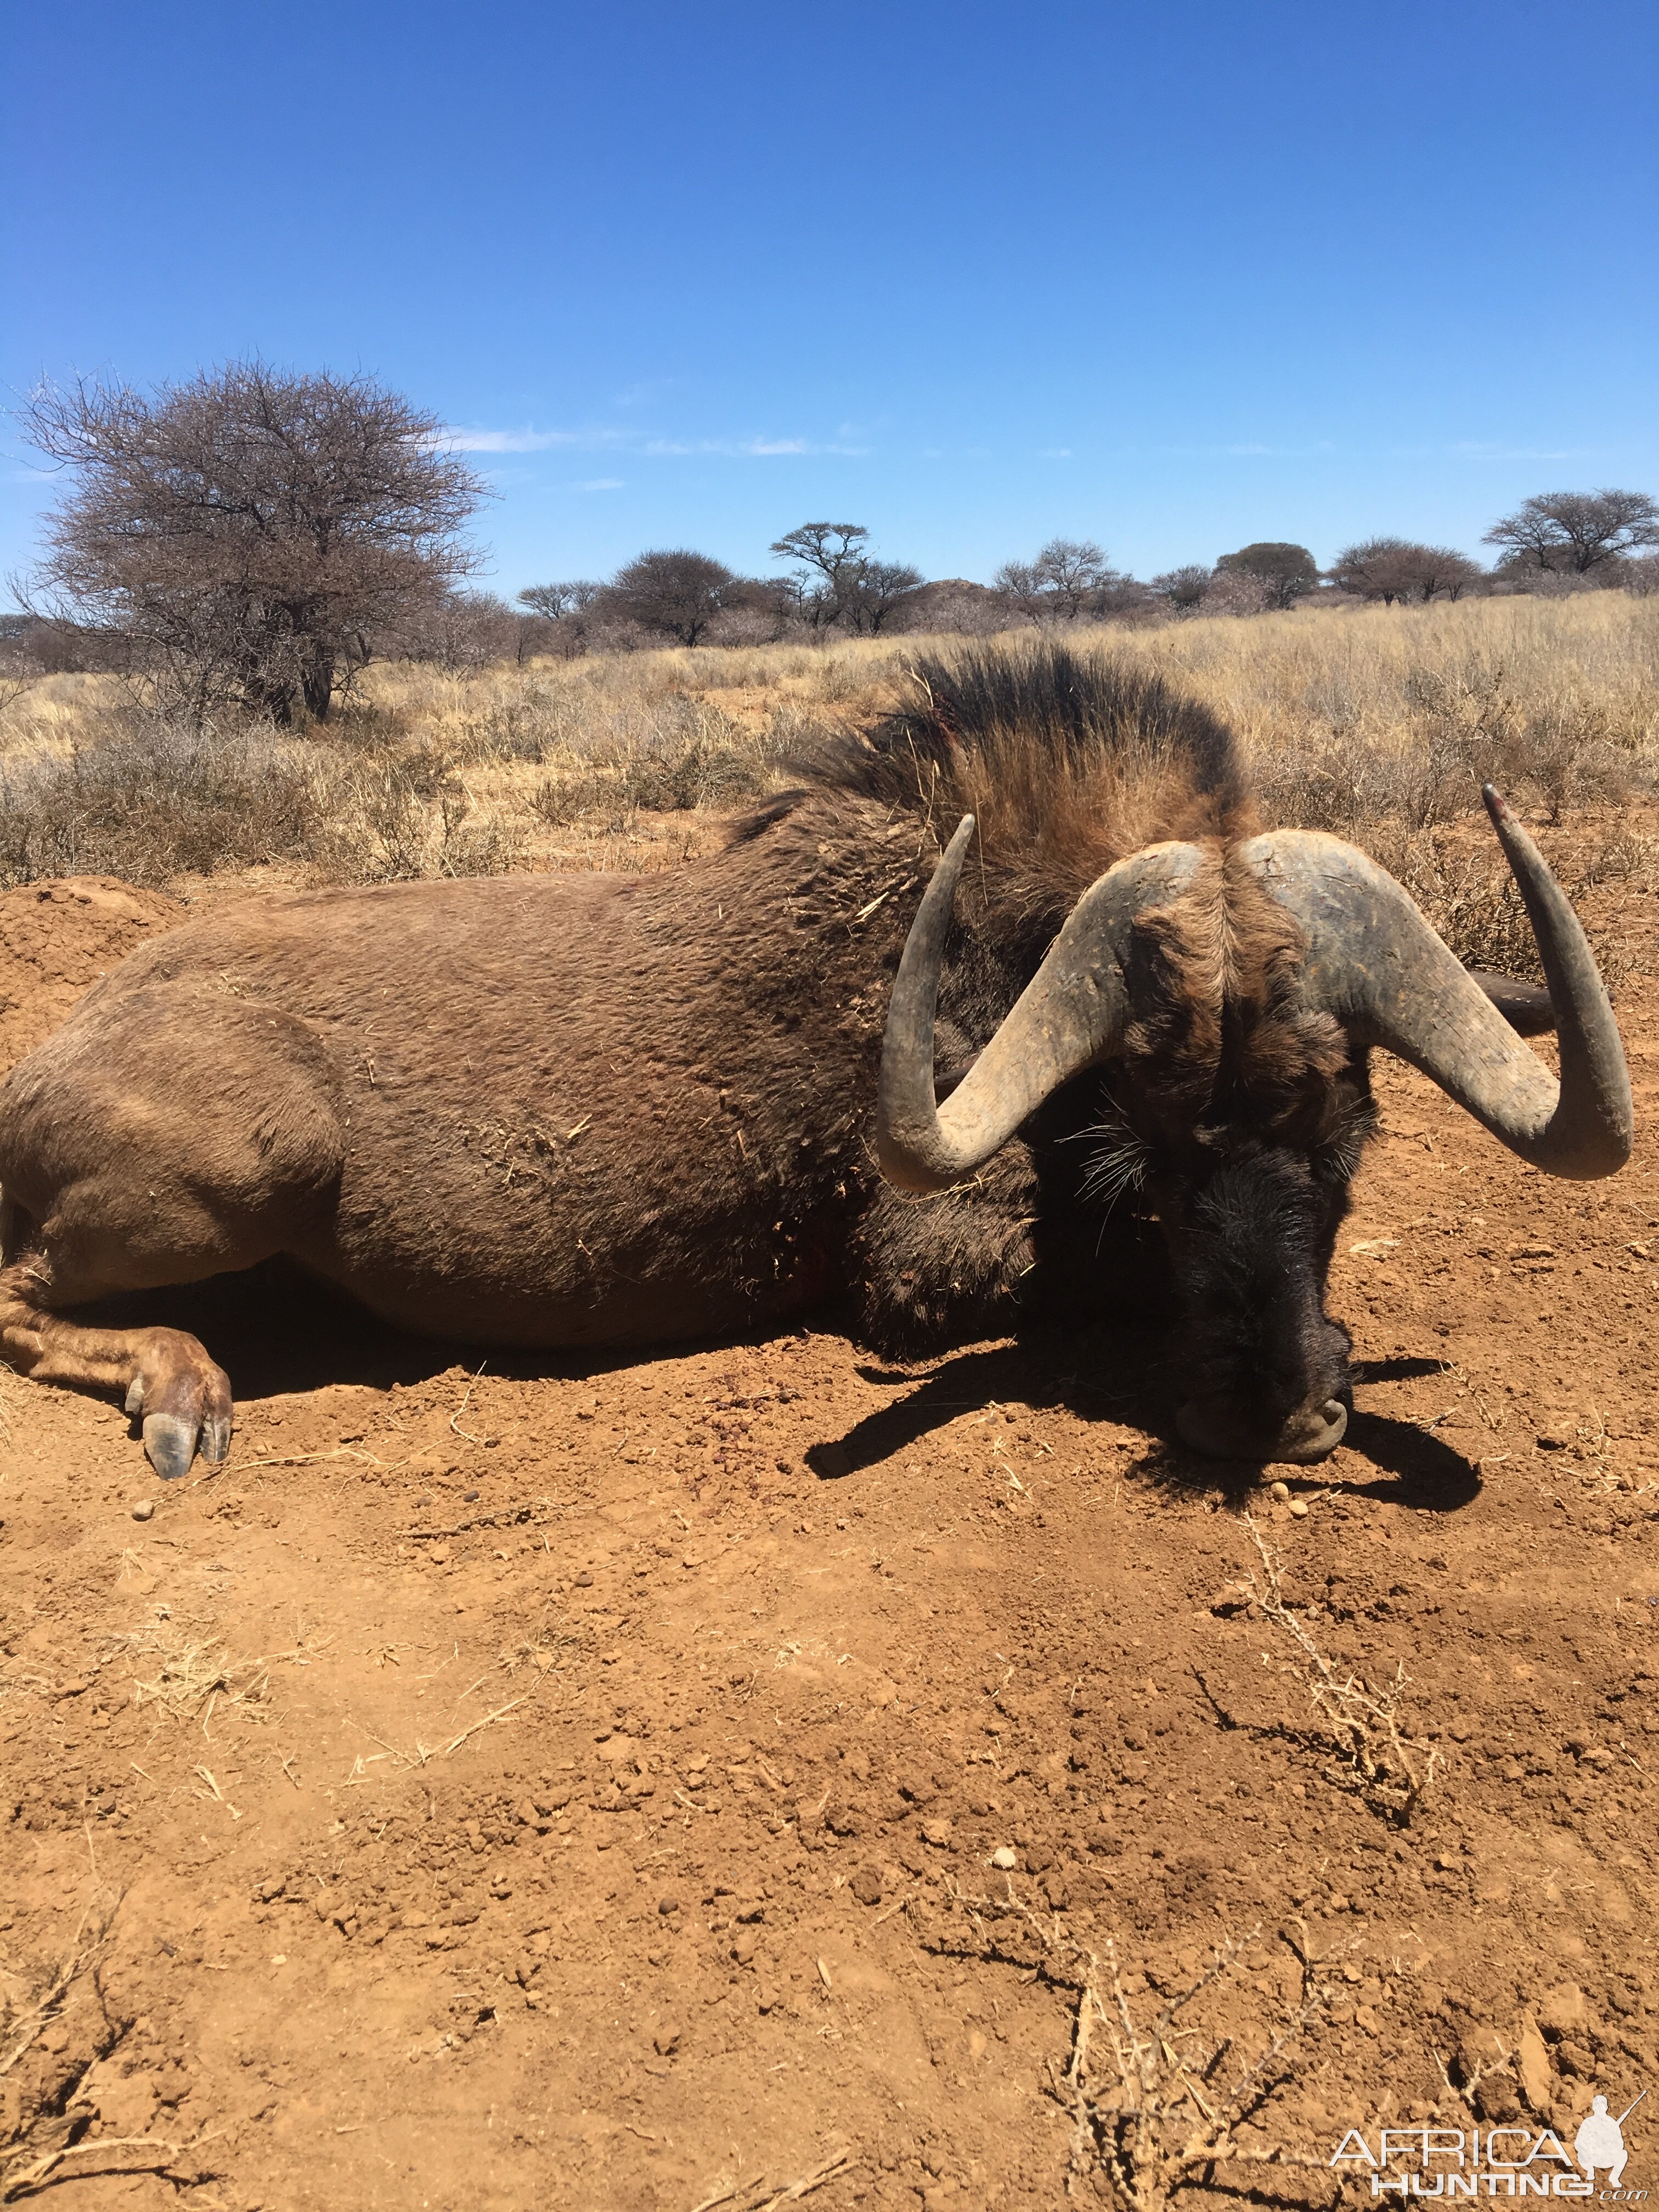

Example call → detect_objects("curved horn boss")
878 677 1630 1467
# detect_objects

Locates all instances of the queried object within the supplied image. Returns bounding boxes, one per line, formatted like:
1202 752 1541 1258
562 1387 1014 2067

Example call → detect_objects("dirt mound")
0 875 184 1067
1 849 1657 2210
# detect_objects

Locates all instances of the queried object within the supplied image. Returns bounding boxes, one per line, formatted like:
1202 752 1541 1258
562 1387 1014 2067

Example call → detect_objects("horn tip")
1482 783 1513 827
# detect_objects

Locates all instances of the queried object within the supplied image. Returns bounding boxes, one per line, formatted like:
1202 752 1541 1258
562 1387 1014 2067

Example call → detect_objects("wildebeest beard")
1152 1128 1372 1462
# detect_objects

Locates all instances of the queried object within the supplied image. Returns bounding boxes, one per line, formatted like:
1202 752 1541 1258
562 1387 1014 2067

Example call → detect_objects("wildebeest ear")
1468 969 1556 1035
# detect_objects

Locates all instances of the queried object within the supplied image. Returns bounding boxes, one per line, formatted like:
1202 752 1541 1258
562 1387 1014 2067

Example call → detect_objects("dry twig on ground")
1243 1511 1438 1824
685 2146 853 2212
1 1891 223 2201
920 1877 1337 2208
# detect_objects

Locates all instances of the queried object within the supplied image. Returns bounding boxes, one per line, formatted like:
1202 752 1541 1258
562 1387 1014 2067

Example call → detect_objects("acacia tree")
992 537 1118 623
517 580 601 623
769 522 871 630
840 558 924 634
1483 489 1659 575
1150 564 1212 613
602 549 735 645
1331 538 1483 604
19 363 484 723
1214 541 1319 610
517 579 602 657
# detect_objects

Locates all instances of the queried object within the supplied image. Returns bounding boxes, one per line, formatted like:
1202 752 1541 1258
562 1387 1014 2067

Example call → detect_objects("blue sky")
5 0 1656 598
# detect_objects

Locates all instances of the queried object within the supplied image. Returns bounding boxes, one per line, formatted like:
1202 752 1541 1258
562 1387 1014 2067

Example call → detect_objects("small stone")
131 1499 155 1522
990 1846 1018 1871
658 1895 679 1916
1288 1498 1309 1518
1269 1480 1290 1501
849 1867 882 1906
919 1817 953 1848
574 1570 594 1587
652 2021 681 2056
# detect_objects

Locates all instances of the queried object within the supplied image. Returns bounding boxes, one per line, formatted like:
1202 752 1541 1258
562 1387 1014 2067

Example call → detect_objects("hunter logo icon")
1576 2095 1644 2191
1331 2091 1646 2197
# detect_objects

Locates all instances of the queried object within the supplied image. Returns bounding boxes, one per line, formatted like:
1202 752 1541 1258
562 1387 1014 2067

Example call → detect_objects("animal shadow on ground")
80 1259 483 1404
805 1327 1173 1480
809 1338 1482 1517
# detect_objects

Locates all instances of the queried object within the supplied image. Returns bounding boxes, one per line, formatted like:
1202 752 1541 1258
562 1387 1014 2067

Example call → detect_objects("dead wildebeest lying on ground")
0 644 1631 1477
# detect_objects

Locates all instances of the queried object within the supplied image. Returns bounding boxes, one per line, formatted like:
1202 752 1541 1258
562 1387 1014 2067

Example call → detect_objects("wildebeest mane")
782 640 1257 939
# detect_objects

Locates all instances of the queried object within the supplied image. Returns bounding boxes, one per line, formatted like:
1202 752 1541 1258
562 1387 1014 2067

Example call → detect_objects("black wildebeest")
0 645 1630 1476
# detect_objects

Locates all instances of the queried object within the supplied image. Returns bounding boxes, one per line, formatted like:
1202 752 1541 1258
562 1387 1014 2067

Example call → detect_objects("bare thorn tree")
1483 489 1659 576
516 580 601 624
994 537 1118 623
18 363 486 724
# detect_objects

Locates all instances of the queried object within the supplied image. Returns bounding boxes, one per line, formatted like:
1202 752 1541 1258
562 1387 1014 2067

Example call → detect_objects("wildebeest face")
1088 1067 1376 1463
878 797 1630 1467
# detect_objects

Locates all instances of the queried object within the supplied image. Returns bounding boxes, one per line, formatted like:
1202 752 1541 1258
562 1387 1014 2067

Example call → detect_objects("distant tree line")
500 494 1658 663
7 359 1658 708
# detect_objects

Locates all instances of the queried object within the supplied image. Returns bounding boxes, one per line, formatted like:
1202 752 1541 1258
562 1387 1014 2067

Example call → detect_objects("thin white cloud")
446 425 860 459
582 477 624 492
1037 447 1073 459
444 426 594 453
640 434 842 458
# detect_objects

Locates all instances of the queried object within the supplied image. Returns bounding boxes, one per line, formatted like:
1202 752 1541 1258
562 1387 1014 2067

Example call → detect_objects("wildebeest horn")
1244 786 1632 1180
877 815 1204 1192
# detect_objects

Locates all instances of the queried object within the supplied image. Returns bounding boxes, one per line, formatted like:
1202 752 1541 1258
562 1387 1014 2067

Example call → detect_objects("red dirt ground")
1 854 1656 2212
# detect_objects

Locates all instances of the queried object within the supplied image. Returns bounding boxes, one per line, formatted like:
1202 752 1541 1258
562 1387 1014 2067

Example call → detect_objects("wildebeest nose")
1276 1396 1348 1464
1175 1393 1347 1466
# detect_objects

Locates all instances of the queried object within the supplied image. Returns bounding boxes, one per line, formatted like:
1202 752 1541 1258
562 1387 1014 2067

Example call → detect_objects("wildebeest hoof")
1176 1394 1348 1465
125 1329 234 1479
144 1412 199 1482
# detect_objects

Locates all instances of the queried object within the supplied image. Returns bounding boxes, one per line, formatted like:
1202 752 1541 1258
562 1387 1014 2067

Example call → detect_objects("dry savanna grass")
1 594 1655 978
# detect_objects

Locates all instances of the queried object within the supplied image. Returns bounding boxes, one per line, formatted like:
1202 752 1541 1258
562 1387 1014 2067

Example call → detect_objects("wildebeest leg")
0 987 345 1477
0 1249 233 1480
